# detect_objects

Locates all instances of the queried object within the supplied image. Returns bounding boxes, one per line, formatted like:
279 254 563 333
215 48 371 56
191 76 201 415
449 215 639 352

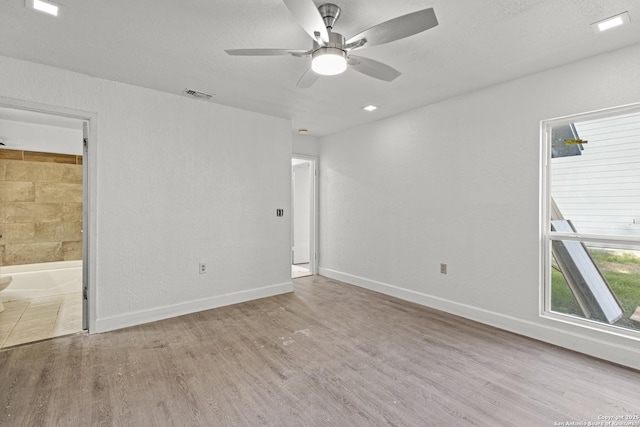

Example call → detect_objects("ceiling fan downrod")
318 3 341 30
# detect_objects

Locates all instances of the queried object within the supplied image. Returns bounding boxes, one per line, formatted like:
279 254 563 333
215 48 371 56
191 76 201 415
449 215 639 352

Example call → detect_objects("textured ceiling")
1 0 639 136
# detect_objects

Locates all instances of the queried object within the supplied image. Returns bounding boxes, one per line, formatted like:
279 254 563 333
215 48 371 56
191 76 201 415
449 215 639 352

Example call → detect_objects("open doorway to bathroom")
0 106 86 348
292 156 317 279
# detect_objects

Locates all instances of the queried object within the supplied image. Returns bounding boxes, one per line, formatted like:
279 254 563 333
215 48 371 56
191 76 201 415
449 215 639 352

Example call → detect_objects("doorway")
0 99 95 346
292 156 317 279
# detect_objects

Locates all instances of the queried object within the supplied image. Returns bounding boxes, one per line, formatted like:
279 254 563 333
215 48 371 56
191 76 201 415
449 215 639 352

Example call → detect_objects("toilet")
0 276 12 312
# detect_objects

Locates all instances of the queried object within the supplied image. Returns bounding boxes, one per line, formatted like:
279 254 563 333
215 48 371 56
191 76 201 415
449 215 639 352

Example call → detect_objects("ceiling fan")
225 0 438 88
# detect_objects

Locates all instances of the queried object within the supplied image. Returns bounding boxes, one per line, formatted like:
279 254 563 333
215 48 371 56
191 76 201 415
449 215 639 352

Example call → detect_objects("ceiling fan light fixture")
311 47 347 75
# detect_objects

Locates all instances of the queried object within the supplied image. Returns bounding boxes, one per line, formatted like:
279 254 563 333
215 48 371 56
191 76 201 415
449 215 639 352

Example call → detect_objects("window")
542 104 640 336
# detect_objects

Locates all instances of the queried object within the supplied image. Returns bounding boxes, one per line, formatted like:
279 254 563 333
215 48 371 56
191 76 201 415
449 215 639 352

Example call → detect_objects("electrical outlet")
199 263 207 274
440 263 447 274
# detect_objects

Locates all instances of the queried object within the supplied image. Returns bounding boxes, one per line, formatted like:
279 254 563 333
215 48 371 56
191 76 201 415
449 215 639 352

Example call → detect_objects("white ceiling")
1 0 639 136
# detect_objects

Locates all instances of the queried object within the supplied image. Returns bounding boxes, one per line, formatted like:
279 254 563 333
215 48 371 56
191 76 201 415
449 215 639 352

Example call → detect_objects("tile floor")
0 292 83 348
292 263 311 279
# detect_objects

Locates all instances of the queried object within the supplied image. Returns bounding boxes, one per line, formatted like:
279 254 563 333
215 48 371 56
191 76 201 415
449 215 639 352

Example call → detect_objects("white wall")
0 118 83 155
319 43 640 370
0 55 293 332
292 133 319 157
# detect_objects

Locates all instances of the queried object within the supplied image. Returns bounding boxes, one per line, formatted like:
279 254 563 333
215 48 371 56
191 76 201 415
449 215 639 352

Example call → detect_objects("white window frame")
540 102 640 340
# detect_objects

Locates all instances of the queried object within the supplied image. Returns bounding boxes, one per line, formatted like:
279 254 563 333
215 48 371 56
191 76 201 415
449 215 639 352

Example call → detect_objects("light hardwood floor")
1 275 639 426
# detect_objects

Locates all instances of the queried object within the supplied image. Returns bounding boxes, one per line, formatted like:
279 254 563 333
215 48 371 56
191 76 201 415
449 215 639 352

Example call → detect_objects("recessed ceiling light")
363 105 378 112
298 129 309 135
26 0 65 17
591 12 630 33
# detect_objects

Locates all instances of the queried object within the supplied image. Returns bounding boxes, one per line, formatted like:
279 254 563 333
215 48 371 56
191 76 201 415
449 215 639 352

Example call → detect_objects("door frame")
292 154 318 275
0 97 98 334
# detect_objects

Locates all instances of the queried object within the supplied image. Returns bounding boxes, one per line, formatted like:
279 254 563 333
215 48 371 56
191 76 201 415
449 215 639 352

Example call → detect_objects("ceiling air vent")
183 89 214 100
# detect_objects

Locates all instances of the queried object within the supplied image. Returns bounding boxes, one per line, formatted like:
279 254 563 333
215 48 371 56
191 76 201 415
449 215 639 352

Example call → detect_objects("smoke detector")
183 89 214 100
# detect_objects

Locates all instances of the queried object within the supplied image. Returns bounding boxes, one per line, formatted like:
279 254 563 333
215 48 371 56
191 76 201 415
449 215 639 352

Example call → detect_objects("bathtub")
0 260 82 302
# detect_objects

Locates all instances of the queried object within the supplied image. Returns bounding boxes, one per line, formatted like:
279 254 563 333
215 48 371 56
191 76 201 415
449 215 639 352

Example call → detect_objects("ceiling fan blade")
346 8 438 48
225 49 308 56
296 68 320 88
348 55 401 82
282 0 329 44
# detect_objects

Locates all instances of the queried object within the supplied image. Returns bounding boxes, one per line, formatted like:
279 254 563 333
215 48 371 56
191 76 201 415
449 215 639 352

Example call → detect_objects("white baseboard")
319 267 640 370
95 282 293 333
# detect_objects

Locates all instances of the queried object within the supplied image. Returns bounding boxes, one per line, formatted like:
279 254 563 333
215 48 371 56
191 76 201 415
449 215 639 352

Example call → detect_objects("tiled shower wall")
0 149 82 266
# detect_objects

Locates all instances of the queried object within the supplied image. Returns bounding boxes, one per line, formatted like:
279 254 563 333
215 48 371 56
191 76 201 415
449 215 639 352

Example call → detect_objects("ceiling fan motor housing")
322 31 345 49
311 30 346 58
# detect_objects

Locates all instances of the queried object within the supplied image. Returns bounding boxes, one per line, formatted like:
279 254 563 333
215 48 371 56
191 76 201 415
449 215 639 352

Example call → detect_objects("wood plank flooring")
1 275 639 426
